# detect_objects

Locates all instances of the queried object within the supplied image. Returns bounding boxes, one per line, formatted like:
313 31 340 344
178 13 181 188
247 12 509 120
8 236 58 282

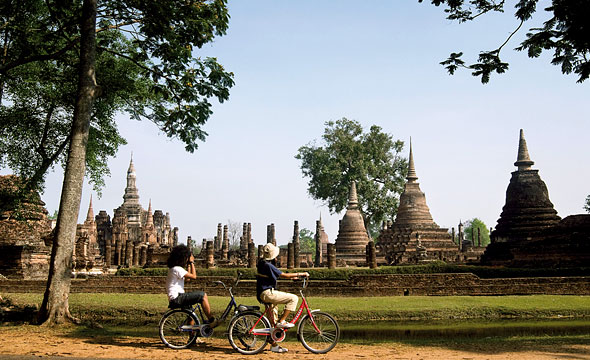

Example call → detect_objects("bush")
115 263 590 279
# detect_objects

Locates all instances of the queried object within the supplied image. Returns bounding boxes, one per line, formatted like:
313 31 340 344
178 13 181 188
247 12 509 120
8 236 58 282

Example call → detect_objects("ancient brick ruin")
335 181 370 265
481 130 590 267
0 176 52 279
73 157 179 271
376 141 483 265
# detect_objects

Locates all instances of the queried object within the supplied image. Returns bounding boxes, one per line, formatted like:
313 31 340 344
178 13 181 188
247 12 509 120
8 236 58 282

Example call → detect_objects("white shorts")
260 289 299 313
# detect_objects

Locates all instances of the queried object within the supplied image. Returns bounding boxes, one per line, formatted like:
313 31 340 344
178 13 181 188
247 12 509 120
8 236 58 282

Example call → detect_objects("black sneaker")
207 317 219 328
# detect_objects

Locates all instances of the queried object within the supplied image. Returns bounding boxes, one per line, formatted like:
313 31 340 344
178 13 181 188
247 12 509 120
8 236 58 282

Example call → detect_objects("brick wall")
1 274 590 296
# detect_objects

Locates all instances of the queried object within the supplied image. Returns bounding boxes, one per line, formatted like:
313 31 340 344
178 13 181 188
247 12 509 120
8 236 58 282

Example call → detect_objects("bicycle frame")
172 276 241 332
250 279 321 335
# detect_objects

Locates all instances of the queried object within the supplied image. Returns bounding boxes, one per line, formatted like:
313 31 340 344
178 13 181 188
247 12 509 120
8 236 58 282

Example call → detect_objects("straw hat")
262 243 280 261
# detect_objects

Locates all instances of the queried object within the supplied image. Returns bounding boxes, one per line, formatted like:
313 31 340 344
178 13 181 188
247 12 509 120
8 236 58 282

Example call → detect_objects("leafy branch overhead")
421 0 590 83
0 0 234 194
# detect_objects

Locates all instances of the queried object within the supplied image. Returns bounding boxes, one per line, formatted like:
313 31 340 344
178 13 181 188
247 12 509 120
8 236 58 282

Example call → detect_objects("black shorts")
169 290 205 309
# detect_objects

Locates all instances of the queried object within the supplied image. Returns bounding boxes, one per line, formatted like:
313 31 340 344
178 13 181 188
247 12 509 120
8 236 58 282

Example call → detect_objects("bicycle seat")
237 304 260 312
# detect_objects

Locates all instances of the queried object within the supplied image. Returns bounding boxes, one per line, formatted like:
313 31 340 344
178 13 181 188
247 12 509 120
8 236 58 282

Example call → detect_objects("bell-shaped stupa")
491 129 561 243
377 139 459 265
335 181 370 265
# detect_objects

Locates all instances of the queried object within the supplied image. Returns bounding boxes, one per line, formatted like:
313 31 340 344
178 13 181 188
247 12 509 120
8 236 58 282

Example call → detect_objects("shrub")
115 263 590 279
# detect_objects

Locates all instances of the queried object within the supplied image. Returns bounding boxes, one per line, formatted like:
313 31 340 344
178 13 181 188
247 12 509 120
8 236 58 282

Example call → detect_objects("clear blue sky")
39 1 589 246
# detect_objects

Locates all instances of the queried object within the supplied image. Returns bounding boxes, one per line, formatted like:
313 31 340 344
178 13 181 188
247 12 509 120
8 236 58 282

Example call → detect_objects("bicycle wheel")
227 311 270 355
297 311 339 354
159 309 200 349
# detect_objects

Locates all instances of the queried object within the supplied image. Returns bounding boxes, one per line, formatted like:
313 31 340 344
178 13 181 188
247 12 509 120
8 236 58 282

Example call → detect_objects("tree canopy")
584 195 590 214
463 218 490 247
0 0 234 326
296 118 407 236
420 0 590 83
299 228 316 260
0 0 234 195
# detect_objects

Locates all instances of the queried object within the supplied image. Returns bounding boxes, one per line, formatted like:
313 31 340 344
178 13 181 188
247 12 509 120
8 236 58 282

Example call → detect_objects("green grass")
6 293 590 323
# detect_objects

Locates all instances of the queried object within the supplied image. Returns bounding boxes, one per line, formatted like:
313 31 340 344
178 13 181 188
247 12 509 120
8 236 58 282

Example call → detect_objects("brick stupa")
491 129 561 243
335 181 370 265
377 140 459 264
481 129 590 267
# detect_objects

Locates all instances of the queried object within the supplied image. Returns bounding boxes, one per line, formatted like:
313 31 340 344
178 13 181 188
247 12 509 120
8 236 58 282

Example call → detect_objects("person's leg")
261 290 298 325
201 293 213 319
177 291 217 324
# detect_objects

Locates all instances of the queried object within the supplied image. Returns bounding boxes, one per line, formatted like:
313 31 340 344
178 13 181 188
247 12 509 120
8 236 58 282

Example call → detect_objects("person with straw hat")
256 243 309 353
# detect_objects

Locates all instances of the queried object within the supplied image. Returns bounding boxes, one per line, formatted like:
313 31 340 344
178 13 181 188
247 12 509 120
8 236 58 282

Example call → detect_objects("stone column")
222 224 229 260
114 238 121 266
489 227 494 244
140 245 147 266
287 243 294 269
368 241 377 269
248 242 256 268
216 223 222 252
105 240 112 267
258 244 264 260
451 227 456 244
314 220 322 267
293 220 300 268
201 239 207 256
327 243 336 269
240 223 248 251
125 239 133 266
270 223 276 246
133 243 140 266
206 240 214 268
458 222 464 251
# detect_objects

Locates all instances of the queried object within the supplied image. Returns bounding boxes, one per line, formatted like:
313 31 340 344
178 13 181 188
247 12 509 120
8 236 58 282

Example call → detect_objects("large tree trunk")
38 0 98 325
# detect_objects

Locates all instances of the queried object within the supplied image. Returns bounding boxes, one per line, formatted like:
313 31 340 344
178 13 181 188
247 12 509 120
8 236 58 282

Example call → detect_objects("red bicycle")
227 277 339 355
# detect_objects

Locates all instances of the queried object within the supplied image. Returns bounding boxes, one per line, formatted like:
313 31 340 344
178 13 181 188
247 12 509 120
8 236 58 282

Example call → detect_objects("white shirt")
166 266 188 301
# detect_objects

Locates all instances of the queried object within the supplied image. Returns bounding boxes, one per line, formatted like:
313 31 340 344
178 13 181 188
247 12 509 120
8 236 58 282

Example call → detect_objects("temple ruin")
73 156 179 271
376 141 465 264
0 175 52 279
335 181 370 265
481 129 590 267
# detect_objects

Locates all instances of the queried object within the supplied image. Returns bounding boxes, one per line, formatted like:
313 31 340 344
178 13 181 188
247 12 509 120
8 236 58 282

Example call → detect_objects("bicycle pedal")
200 324 214 338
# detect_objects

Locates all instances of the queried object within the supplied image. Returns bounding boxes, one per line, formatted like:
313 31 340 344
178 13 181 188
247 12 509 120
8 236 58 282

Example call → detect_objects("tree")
227 220 243 251
1 0 233 196
585 195 590 213
463 218 490 247
299 228 316 261
0 0 233 325
296 118 407 236
420 0 590 83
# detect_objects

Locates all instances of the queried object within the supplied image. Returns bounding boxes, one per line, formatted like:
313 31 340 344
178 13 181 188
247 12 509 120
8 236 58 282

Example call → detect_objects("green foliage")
115 263 590 279
420 0 590 83
299 228 316 259
463 218 491 247
584 195 590 213
296 118 407 232
0 0 234 196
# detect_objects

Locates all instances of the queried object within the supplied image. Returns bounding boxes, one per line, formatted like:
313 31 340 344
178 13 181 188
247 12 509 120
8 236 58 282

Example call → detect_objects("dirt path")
1 326 589 360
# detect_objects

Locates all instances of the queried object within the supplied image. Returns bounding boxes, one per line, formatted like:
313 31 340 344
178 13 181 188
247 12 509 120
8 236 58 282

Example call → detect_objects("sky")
37 1 589 247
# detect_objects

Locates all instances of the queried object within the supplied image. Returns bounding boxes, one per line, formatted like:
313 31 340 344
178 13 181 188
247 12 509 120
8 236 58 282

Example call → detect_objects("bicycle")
159 272 259 349
227 277 340 355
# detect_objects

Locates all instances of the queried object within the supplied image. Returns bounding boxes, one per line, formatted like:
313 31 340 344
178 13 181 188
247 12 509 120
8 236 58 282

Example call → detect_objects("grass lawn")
6 293 590 322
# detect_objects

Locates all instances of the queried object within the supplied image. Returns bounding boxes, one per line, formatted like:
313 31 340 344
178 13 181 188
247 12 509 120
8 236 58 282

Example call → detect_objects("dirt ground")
1 326 589 360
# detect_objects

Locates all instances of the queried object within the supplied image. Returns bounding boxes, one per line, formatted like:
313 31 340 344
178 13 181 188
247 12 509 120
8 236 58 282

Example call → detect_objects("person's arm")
184 254 197 280
279 271 309 279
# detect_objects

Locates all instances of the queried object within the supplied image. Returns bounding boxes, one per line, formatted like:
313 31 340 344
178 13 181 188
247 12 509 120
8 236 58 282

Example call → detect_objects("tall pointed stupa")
491 129 561 242
393 139 437 227
377 139 459 265
335 181 370 265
